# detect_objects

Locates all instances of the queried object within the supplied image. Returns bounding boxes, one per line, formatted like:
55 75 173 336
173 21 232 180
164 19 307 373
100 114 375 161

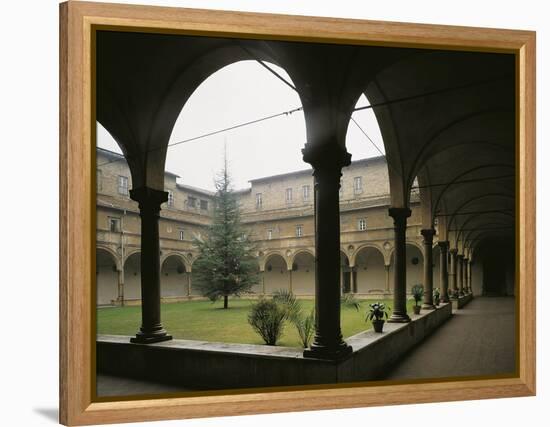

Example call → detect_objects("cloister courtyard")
98 298 415 348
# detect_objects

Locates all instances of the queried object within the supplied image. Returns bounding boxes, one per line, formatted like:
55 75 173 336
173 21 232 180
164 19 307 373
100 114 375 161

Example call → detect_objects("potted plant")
433 288 441 306
411 284 424 314
366 302 390 333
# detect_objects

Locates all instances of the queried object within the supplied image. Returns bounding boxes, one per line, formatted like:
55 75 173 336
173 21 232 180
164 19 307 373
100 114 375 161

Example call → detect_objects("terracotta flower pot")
413 305 421 314
372 319 385 333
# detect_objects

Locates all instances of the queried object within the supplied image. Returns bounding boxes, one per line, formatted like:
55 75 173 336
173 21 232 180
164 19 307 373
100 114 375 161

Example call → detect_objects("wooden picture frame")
59 1 536 425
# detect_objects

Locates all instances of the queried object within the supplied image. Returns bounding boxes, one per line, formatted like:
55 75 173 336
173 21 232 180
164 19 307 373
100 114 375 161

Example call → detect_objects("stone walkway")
382 296 516 380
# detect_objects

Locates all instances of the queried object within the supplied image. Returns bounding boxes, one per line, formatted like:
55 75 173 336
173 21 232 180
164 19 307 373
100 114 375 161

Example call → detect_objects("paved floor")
382 296 516 380
97 374 193 397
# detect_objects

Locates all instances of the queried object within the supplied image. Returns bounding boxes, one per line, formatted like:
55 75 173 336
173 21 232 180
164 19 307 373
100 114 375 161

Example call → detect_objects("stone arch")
96 248 119 306
161 254 190 299
389 243 424 292
123 251 141 301
354 246 386 294
351 243 388 267
291 251 315 295
263 253 290 295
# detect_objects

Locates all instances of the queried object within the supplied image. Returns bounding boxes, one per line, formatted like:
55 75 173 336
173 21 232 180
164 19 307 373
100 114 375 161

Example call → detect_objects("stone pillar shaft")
421 229 436 310
438 241 450 303
385 264 391 293
388 207 412 323
130 187 172 344
462 257 469 294
117 268 125 306
449 248 458 298
457 255 464 296
302 143 352 360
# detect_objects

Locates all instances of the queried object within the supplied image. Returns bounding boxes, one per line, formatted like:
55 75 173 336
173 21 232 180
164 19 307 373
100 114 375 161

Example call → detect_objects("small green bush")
247 299 286 345
295 309 315 348
411 284 424 306
341 293 362 311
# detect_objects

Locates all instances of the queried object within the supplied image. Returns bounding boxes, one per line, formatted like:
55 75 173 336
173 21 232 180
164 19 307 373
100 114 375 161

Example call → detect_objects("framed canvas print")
59 1 536 425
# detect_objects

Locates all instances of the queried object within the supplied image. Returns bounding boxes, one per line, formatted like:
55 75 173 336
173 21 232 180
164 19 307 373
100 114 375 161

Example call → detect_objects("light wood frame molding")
59 1 536 425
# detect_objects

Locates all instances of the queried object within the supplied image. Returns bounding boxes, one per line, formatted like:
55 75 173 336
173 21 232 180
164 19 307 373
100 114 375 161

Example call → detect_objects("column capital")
449 248 458 255
388 207 412 222
437 240 449 250
130 186 169 211
421 228 436 242
302 142 351 171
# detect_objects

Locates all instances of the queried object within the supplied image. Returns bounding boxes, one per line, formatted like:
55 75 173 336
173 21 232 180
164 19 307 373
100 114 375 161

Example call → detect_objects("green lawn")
97 298 416 348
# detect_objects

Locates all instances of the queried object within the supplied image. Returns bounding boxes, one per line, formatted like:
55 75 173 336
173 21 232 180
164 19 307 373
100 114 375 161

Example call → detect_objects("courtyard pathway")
382 296 516 380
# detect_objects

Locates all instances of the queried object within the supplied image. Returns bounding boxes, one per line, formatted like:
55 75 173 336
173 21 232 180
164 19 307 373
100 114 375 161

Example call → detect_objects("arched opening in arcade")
291 251 315 295
390 243 424 293
354 246 387 295
96 248 119 306
161 255 190 300
123 252 141 303
263 253 290 295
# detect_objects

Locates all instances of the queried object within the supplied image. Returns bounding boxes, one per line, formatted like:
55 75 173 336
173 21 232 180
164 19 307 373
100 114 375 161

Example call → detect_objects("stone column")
302 142 352 360
289 268 293 293
351 268 357 293
421 229 436 310
388 207 412 323
438 241 450 303
129 187 172 344
457 255 464 296
468 260 473 294
117 268 125 306
187 272 192 296
449 248 458 298
462 257 469 295
385 264 391 293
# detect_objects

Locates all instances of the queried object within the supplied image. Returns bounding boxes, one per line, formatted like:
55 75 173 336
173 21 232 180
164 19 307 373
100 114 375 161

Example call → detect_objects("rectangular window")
296 224 303 238
188 196 196 208
96 169 102 192
285 188 293 203
167 190 174 207
358 218 367 231
339 178 344 198
302 185 310 201
117 175 129 195
109 217 120 232
200 200 208 210
179 229 185 241
354 176 363 194
267 229 273 240
256 193 262 209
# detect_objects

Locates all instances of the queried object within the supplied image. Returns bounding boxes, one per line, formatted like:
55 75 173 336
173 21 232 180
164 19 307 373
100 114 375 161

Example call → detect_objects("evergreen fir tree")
192 156 259 308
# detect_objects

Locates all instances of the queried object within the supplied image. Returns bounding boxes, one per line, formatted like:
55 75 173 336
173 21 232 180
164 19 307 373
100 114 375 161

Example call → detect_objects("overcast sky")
97 60 385 192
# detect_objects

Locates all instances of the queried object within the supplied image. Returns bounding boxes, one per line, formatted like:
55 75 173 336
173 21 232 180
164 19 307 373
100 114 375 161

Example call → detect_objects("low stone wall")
452 293 474 310
97 303 452 391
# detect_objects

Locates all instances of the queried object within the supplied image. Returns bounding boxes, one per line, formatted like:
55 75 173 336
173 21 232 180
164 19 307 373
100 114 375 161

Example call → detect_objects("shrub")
294 309 315 348
411 284 424 306
366 302 390 322
272 289 302 322
272 290 315 348
247 299 286 345
341 293 362 311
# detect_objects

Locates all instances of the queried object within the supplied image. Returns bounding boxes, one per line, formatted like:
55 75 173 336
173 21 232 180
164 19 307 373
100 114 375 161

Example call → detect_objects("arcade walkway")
383 297 516 380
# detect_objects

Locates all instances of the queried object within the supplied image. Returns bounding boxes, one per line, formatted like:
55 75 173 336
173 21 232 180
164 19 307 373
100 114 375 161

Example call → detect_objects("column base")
303 342 353 361
388 312 411 323
130 330 172 344
422 303 436 310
